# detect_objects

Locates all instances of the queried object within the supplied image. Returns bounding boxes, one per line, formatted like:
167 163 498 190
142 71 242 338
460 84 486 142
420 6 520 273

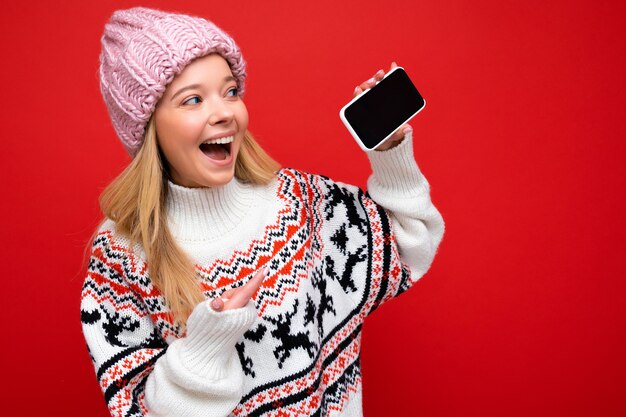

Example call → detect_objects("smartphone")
339 67 425 151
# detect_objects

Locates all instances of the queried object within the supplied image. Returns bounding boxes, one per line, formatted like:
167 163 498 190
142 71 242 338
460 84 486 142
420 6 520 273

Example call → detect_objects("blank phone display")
343 69 425 150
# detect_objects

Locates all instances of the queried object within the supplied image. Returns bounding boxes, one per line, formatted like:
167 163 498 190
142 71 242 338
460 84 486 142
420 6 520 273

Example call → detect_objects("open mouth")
199 135 233 161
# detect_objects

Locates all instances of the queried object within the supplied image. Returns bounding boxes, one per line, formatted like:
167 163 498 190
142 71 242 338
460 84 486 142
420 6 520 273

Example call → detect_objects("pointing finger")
221 288 236 299
224 267 269 310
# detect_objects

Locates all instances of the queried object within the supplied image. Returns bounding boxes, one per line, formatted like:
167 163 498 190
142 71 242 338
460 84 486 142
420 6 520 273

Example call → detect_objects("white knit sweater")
81 132 444 417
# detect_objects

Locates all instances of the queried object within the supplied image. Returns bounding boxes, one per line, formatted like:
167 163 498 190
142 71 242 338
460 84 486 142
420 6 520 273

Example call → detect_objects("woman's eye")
183 96 201 105
227 87 239 97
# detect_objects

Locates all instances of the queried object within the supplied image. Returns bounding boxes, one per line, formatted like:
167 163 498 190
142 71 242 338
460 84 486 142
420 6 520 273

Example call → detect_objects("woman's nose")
208 100 234 125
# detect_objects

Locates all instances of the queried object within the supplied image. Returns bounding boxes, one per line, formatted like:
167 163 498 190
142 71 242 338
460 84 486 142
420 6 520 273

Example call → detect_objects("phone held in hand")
339 67 425 152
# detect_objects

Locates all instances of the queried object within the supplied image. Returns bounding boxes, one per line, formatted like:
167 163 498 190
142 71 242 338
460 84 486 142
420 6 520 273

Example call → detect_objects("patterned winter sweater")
81 134 444 417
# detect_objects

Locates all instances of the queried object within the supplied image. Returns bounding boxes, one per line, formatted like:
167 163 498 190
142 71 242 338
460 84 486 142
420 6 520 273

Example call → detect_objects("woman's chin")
168 169 236 189
201 170 236 188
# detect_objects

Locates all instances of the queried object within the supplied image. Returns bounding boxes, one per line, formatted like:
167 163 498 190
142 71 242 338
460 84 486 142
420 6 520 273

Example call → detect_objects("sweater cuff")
366 131 429 197
178 300 257 380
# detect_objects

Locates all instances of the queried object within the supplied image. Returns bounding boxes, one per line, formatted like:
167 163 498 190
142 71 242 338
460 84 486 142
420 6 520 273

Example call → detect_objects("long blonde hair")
90 118 280 326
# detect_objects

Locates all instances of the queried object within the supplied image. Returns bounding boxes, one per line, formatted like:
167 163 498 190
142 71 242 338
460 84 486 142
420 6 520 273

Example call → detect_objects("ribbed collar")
166 178 256 242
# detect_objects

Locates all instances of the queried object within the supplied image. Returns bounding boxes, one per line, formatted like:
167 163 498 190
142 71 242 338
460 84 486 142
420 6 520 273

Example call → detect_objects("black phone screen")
343 68 425 150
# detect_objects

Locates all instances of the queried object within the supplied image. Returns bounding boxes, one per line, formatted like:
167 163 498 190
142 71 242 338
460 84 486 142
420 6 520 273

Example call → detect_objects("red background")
1 0 625 416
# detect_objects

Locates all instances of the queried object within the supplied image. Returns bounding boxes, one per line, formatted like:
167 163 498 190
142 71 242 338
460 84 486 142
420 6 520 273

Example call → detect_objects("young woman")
81 7 444 417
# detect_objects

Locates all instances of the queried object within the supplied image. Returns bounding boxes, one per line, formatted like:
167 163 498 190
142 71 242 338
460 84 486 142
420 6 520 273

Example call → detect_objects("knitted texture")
99 7 246 156
81 136 445 416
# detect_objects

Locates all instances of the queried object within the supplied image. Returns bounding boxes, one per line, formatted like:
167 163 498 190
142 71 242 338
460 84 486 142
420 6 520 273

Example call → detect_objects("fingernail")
210 299 222 311
264 266 270 276
403 126 413 134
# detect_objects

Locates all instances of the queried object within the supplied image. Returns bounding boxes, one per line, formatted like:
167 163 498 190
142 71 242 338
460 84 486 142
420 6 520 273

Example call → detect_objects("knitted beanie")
99 7 247 157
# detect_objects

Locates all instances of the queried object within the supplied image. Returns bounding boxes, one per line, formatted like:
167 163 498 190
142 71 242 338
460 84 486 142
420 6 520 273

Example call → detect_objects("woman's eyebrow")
170 76 237 101
171 84 201 101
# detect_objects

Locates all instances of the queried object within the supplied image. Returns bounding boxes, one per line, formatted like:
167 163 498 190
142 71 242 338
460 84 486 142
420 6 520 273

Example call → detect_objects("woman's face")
154 54 248 188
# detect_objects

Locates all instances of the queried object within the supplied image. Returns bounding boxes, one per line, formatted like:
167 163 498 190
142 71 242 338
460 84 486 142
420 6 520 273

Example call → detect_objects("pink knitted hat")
99 7 247 157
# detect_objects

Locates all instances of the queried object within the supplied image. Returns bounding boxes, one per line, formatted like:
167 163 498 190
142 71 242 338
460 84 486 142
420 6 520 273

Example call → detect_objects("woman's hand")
210 267 269 312
353 61 413 152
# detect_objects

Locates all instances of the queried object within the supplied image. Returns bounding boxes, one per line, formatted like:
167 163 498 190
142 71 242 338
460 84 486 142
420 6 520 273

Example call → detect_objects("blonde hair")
89 118 280 326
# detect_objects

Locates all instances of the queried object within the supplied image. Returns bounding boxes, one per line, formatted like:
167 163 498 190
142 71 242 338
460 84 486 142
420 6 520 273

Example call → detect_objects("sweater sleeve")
366 131 445 281
80 230 257 417
316 131 443 318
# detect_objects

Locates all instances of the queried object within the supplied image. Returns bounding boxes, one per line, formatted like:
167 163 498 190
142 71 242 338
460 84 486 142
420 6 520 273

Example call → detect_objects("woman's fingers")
375 123 412 151
210 267 269 312
360 70 382 90
221 288 236 299
226 267 268 309
394 123 412 140
354 79 373 97
210 297 226 312
353 62 399 98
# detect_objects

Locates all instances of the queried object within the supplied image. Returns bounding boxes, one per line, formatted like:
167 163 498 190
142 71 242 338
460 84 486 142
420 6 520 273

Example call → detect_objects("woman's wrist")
367 130 427 197
179 300 257 378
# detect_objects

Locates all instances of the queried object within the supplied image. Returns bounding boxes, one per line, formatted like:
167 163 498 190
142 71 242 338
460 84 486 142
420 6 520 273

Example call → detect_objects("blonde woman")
81 7 444 417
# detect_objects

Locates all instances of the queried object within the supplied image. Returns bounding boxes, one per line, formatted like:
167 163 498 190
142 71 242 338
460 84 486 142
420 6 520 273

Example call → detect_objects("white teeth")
202 135 234 145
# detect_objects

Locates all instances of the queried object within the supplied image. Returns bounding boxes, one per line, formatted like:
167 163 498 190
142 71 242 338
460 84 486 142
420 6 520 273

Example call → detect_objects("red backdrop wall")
1 0 625 416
